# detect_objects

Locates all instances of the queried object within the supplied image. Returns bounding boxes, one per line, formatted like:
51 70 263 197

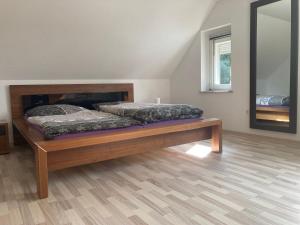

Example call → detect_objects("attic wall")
171 0 300 141
0 0 216 80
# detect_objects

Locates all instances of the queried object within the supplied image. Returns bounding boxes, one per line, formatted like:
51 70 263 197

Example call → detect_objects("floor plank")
0 132 300 225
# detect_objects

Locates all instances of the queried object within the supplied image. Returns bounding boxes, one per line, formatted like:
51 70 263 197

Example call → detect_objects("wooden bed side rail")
13 118 222 152
46 126 217 171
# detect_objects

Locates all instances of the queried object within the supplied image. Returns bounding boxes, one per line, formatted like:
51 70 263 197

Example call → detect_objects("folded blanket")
94 102 203 124
27 110 141 139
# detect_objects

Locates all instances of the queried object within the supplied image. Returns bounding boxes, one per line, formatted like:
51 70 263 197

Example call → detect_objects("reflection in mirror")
256 0 291 126
251 0 298 133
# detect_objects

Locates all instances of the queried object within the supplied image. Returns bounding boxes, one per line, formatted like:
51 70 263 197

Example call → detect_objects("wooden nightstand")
0 122 9 154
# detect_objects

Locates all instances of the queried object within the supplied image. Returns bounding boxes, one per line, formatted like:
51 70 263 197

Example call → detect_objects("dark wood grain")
0 123 9 154
10 83 134 120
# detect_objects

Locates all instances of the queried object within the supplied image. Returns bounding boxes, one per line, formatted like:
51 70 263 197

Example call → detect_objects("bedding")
94 102 203 124
53 118 202 140
256 95 290 106
25 104 86 117
27 110 140 139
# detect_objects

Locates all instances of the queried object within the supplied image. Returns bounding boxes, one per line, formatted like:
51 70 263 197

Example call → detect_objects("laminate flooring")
0 132 300 225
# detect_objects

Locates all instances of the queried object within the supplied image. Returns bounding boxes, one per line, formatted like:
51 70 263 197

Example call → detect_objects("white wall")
171 0 300 141
0 0 216 80
257 13 290 96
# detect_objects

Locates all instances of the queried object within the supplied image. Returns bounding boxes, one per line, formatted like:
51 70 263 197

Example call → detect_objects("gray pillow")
25 104 86 117
93 101 122 110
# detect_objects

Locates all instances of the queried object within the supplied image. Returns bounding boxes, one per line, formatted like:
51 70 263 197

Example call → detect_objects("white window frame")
209 35 232 91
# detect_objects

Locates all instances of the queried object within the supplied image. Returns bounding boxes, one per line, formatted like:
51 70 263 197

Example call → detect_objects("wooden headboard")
10 83 134 120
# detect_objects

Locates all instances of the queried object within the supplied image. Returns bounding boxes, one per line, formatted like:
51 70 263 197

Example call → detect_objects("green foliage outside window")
220 54 231 84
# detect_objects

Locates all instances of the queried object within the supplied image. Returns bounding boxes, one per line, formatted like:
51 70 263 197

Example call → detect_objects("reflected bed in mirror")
256 95 290 124
250 0 298 133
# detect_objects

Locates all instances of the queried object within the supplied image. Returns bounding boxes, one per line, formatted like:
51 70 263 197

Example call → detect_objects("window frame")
209 34 232 91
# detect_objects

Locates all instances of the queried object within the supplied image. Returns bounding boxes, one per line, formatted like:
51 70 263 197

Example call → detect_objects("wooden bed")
256 106 290 122
10 84 222 199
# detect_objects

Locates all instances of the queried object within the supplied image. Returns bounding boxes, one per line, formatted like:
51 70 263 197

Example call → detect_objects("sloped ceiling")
0 0 217 80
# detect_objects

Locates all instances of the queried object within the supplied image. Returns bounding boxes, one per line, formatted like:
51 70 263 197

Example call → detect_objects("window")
210 35 232 91
200 24 232 93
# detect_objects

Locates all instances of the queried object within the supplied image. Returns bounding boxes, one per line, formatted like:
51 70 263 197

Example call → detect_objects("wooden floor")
1 132 300 225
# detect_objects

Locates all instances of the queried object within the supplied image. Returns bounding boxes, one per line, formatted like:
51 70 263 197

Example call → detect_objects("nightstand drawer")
0 123 9 154
0 126 7 135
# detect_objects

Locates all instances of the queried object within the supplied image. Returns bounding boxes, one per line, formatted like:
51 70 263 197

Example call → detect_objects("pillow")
25 104 86 117
93 101 123 110
57 93 125 109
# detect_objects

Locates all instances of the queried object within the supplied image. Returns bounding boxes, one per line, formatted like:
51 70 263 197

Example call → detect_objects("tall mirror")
250 0 298 133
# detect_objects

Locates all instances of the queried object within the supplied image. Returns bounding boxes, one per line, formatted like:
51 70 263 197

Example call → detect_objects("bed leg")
211 123 222 153
35 147 48 199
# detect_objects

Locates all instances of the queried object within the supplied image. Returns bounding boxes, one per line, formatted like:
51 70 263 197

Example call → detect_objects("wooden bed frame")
10 84 222 199
256 106 290 122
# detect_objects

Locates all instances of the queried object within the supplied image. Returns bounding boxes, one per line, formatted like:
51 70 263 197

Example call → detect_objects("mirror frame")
250 0 299 133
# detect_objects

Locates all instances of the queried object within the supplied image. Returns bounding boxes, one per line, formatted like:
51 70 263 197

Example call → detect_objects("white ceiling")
0 0 217 80
258 0 291 22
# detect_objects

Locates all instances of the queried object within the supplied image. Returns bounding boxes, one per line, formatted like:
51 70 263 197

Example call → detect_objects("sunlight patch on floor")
185 144 212 159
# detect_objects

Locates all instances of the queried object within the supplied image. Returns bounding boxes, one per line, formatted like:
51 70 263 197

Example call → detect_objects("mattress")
27 110 141 139
95 102 203 124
